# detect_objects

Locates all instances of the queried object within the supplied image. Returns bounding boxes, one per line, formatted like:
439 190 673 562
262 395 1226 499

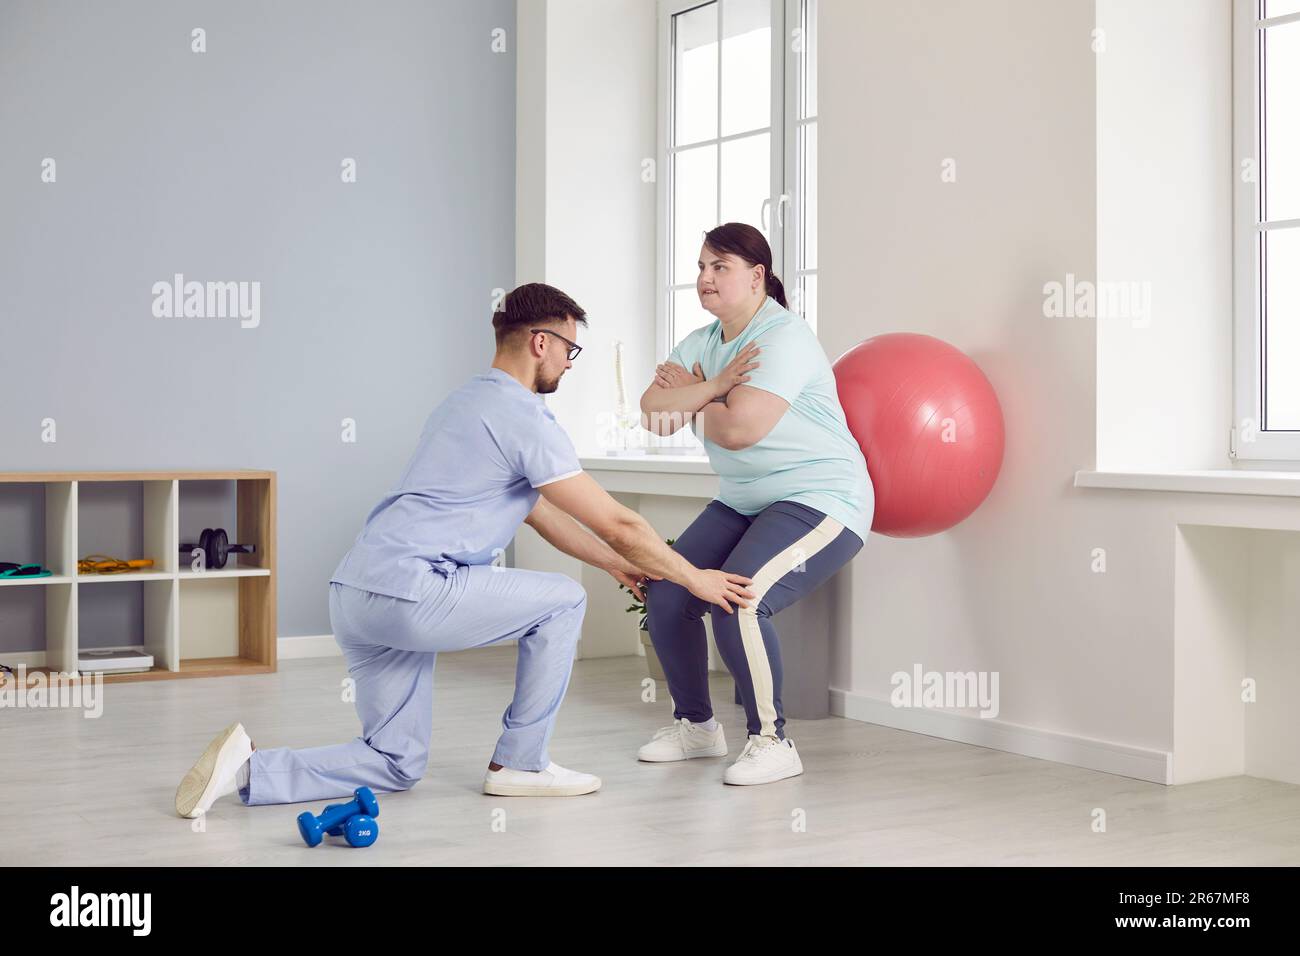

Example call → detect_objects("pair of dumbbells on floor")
297 787 380 848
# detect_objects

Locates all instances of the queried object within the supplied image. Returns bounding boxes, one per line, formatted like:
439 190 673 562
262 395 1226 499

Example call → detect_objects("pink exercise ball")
832 333 1005 538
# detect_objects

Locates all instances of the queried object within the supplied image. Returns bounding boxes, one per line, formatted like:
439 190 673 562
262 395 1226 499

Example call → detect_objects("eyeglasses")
529 328 583 361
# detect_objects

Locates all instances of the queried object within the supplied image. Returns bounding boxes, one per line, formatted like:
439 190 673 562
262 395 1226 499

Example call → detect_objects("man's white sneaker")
175 722 254 818
722 734 803 785
637 717 728 762
482 762 601 796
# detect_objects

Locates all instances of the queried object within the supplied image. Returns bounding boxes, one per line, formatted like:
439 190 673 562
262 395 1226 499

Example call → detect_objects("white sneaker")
482 762 601 796
637 717 728 762
175 722 254 818
722 734 803 785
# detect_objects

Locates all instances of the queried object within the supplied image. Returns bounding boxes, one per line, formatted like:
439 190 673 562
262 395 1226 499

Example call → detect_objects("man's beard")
537 370 562 394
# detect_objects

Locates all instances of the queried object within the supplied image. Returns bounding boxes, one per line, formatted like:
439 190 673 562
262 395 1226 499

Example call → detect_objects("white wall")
821 0 1300 783
516 0 659 457
819 0 1149 750
1174 525 1300 784
1095 0 1233 471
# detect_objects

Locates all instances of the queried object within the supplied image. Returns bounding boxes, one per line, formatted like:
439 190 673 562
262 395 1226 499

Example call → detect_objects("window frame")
657 0 811 361
784 0 817 331
1233 0 1300 461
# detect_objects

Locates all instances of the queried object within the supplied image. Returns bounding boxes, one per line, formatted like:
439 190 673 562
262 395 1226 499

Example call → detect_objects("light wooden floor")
5 647 1300 866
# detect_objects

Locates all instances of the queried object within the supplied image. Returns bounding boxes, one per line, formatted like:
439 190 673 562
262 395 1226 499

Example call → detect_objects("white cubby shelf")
0 470 277 682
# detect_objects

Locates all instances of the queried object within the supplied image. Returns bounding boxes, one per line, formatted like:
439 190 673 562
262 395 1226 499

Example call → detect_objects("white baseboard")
3 639 341 669
277 634 342 660
4 640 342 666
830 687 1173 785
0 650 47 669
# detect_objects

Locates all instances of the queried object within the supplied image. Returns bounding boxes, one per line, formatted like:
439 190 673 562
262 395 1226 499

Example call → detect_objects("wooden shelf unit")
0 470 276 683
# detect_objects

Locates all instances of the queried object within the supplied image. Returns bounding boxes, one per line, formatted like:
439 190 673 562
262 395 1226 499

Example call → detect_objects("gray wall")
0 0 517 647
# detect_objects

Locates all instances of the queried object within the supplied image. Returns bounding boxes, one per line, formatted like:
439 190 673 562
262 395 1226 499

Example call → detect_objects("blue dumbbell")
320 803 380 848
321 803 350 837
339 814 379 847
297 787 380 848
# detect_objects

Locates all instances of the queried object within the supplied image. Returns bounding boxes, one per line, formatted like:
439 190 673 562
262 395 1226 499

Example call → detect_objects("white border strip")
2 639 342 671
831 687 1172 784
739 514 843 736
0 650 48 669
277 634 343 660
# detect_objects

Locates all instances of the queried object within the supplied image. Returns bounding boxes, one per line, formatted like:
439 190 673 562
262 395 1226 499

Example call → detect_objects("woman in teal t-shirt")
637 221 873 787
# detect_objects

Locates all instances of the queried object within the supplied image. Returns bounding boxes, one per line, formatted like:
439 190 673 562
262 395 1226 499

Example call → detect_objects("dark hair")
702 222 788 309
493 282 588 348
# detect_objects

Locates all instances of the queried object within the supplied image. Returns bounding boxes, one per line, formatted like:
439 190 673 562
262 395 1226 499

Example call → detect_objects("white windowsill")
581 454 712 474
579 454 717 499
1075 469 1300 497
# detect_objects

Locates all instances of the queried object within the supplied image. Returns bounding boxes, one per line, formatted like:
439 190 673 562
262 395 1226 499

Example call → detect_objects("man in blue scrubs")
174 284 755 815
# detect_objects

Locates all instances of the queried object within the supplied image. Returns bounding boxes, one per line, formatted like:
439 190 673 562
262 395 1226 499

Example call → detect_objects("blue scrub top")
668 296 873 543
330 368 583 601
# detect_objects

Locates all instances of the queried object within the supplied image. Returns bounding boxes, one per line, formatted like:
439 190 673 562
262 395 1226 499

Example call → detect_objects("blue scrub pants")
645 499 864 740
240 564 587 806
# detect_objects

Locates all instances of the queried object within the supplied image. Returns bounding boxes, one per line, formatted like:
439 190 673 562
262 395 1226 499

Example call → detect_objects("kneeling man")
175 283 753 815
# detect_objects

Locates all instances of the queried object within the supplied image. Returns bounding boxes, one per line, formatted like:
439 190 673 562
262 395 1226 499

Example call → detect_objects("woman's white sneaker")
482 762 601 796
637 717 728 762
722 734 803 785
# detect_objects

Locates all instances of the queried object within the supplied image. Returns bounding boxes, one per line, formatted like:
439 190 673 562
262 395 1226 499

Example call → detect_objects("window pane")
1264 21 1300 221
673 286 714 347
802 0 818 118
674 145 718 284
1266 1 1300 18
720 132 770 238
674 2 718 145
721 0 772 136
1265 228 1300 429
800 121 817 269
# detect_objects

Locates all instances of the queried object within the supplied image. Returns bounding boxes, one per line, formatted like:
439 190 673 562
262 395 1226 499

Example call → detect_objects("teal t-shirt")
667 297 873 542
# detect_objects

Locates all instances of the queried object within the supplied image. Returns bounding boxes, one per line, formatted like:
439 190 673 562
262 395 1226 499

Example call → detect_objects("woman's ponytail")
764 270 788 310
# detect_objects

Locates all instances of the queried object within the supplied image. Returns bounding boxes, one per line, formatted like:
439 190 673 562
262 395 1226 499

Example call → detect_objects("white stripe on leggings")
738 513 845 738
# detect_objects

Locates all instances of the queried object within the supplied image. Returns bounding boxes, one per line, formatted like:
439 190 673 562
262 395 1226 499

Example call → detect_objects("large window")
658 0 818 357
1234 0 1300 460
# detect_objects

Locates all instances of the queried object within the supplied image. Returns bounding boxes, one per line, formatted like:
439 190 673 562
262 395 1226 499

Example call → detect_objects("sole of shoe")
637 741 729 762
723 757 804 786
482 777 602 797
175 721 243 818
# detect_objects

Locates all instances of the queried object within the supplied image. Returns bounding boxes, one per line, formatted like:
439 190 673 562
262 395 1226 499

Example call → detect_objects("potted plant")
618 538 673 681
